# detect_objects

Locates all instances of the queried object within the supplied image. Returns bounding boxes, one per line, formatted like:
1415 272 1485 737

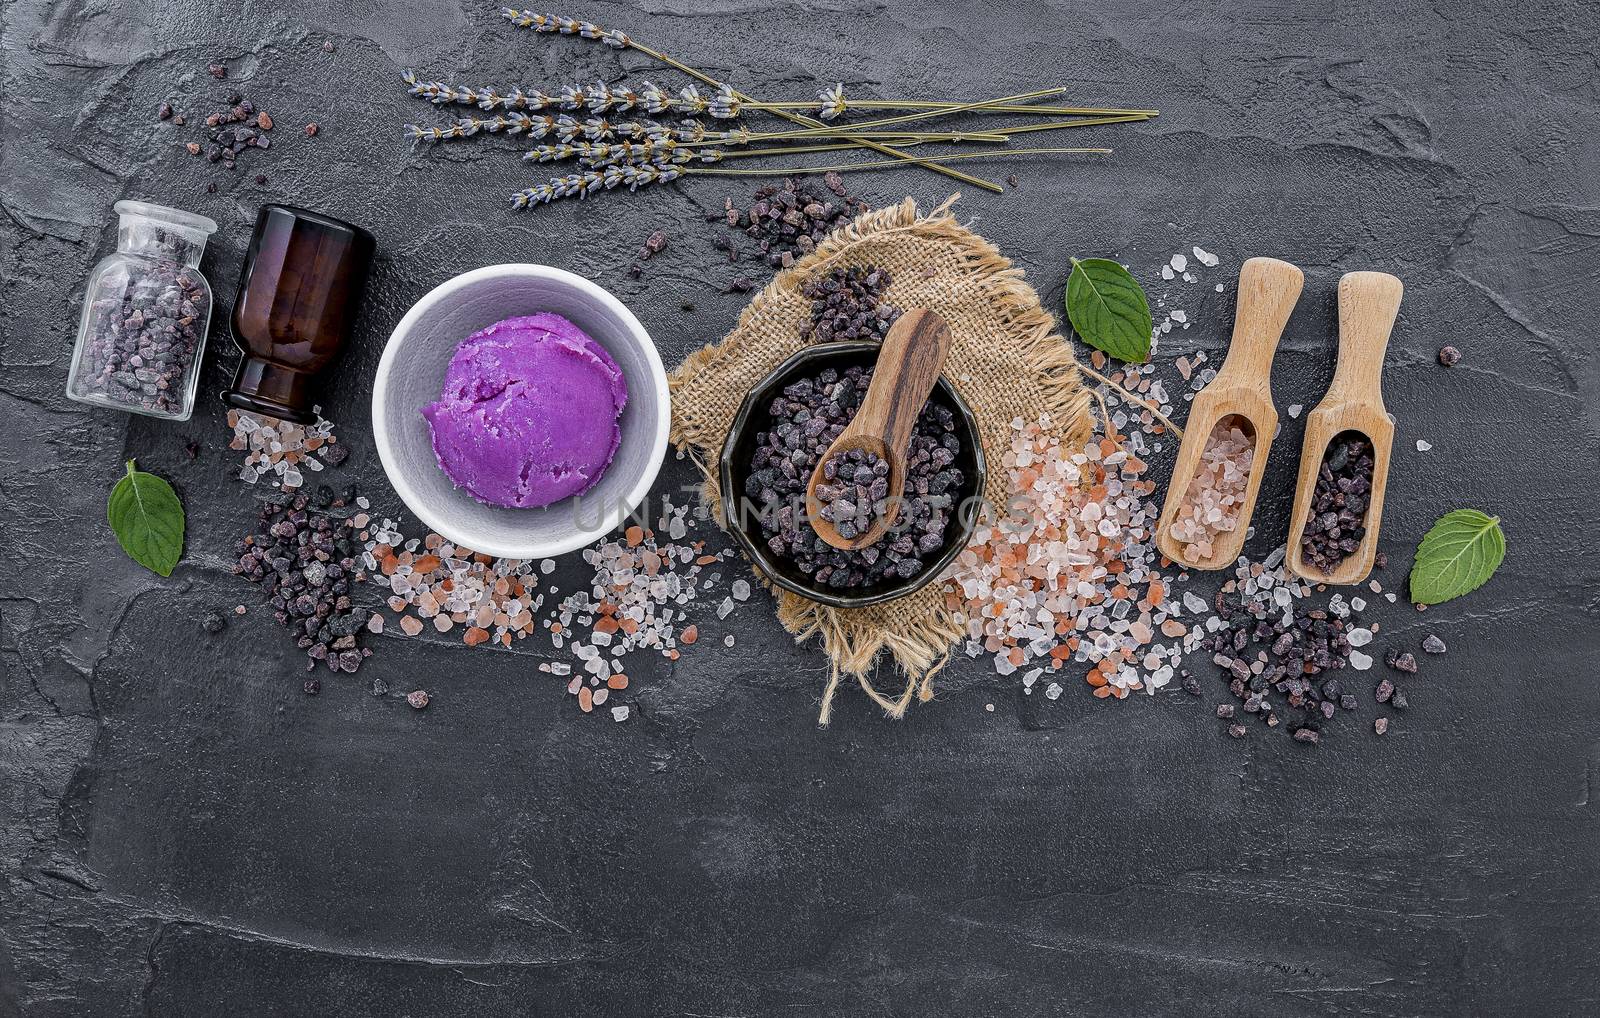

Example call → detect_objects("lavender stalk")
497 8 1007 193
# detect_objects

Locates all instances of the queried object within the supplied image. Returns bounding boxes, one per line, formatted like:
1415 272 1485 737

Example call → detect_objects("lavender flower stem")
498 7 1007 193
683 147 1112 176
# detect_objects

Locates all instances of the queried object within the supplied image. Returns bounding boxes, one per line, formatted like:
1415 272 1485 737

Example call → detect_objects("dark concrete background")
3 1 1598 1014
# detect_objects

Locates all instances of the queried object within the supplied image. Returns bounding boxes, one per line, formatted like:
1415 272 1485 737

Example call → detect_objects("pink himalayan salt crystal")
1168 416 1255 562
944 414 1186 698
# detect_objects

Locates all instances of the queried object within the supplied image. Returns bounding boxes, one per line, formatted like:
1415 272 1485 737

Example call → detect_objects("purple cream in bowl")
421 313 629 509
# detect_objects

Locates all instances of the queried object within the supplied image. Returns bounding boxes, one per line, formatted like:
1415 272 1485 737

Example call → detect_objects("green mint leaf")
108 459 185 577
1065 257 1153 363
1408 508 1505 605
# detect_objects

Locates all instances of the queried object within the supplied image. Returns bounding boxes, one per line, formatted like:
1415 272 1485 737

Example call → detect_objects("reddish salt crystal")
1168 417 1254 562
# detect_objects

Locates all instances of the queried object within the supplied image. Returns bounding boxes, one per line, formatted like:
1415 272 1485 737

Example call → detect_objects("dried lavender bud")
1299 432 1374 573
1437 345 1461 366
799 265 902 344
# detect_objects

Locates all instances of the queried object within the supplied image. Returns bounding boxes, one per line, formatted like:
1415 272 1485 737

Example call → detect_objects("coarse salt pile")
543 498 738 713
1168 418 1254 562
363 516 552 648
944 414 1189 698
227 408 346 490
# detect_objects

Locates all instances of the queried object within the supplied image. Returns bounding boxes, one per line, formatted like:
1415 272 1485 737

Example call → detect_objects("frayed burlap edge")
670 195 1093 724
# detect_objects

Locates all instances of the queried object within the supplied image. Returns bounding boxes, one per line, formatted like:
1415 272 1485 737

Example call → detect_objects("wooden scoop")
1285 271 1402 585
806 308 953 551
1156 256 1304 570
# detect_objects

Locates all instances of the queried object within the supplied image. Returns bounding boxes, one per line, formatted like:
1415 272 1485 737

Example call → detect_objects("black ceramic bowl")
719 342 988 608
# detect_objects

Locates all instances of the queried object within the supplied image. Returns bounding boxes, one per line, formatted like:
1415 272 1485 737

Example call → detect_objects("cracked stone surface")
3 1 1598 1014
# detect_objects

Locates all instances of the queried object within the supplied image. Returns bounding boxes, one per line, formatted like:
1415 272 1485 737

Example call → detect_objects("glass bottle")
65 200 218 421
221 204 375 424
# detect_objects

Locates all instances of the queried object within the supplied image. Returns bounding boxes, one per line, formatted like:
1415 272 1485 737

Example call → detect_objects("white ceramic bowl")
372 264 670 560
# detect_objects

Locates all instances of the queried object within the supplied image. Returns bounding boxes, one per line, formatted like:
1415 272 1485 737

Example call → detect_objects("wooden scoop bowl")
1285 271 1403 585
806 308 953 551
1156 256 1304 570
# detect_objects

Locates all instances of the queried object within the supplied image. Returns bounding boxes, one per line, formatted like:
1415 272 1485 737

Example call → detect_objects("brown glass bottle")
222 204 375 424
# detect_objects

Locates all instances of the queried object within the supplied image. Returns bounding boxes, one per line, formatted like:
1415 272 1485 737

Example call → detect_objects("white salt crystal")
1045 682 1063 700
1170 253 1188 272
717 597 735 619
724 634 735 647
1347 627 1374 647
1170 310 1187 324
732 579 750 601
611 705 630 722
1193 246 1219 267
1348 650 1373 670
1161 265 1175 280
1287 404 1303 419
1416 439 1432 452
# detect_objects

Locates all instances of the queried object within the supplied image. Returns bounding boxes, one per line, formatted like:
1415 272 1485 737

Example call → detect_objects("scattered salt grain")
1192 246 1220 267
1287 404 1303 419
1168 418 1254 563
946 413 1187 698
1416 439 1432 452
226 408 344 491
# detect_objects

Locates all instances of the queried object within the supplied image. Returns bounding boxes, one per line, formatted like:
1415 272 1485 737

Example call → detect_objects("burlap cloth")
669 196 1094 723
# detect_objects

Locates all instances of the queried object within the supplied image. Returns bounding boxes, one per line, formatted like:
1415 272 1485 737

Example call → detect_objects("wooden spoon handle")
1326 271 1403 408
1214 257 1304 392
853 309 953 455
